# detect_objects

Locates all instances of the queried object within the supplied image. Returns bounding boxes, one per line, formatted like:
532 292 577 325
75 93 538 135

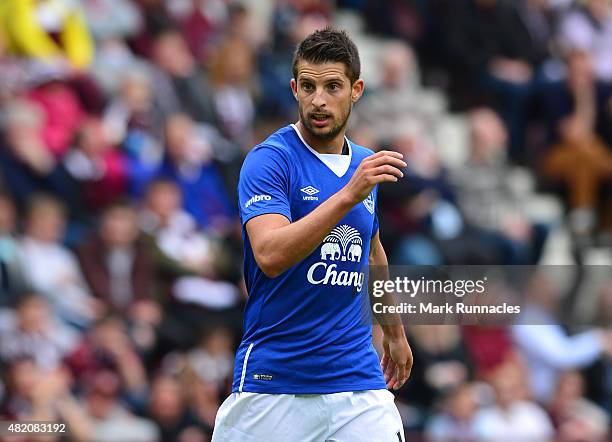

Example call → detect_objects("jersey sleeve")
371 185 379 238
371 207 379 238
238 146 292 225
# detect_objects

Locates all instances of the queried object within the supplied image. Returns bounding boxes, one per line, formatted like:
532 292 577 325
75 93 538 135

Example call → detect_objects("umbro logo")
245 194 271 208
301 186 319 196
301 185 319 201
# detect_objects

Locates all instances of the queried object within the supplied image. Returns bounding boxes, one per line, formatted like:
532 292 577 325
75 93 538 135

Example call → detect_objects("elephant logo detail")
320 242 341 261
347 243 362 262
321 225 363 262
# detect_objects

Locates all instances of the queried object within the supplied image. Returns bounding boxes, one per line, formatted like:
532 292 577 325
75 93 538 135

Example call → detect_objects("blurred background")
0 0 611 441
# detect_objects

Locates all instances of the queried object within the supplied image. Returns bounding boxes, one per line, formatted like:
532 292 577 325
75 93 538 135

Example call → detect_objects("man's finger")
368 150 404 160
371 174 399 184
371 165 404 178
365 155 407 170
384 359 396 383
394 363 407 390
380 353 389 371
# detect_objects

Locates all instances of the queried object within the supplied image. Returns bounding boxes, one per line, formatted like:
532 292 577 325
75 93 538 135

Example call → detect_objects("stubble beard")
299 100 352 143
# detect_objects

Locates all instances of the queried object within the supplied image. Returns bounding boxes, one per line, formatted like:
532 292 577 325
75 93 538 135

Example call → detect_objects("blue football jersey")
232 124 386 394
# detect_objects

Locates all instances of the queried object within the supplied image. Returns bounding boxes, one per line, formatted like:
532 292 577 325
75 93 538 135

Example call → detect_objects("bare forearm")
369 238 406 339
369 234 412 389
372 270 406 339
256 189 356 276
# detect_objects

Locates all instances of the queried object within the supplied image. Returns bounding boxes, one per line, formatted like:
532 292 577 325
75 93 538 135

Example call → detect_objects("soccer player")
212 27 413 442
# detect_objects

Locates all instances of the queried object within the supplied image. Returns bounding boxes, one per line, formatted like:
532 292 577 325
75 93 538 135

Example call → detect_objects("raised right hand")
342 150 406 205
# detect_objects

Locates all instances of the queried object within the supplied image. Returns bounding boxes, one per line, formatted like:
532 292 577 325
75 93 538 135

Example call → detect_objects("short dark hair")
292 27 361 84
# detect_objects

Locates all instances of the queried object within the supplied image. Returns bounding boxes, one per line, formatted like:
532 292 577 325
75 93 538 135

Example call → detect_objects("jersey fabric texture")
232 124 385 394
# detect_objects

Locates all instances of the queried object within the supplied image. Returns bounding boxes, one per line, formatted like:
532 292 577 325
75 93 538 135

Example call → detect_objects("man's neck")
295 120 346 155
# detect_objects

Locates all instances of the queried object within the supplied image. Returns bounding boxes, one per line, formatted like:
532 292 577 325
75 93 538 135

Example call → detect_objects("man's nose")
311 88 326 108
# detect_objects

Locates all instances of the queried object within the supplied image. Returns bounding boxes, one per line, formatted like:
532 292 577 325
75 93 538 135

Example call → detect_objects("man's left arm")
369 231 413 390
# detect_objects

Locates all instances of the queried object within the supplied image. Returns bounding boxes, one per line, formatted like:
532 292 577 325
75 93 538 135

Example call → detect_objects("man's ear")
351 79 365 103
290 78 298 101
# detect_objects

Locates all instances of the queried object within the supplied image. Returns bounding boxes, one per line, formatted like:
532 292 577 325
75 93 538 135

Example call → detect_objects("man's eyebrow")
298 75 345 83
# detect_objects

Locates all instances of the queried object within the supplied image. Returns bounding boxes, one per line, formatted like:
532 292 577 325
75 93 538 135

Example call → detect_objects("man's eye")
302 83 314 91
328 83 340 91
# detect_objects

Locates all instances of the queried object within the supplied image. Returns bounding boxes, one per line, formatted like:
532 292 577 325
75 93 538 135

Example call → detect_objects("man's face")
291 61 363 143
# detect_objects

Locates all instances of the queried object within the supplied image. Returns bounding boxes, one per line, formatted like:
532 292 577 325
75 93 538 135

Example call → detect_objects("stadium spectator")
82 0 143 41
102 66 166 198
146 374 209 442
452 108 548 263
0 99 80 212
153 113 236 232
594 281 612 328
224 2 267 49
209 35 257 145
258 2 331 119
139 179 240 310
399 325 469 414
549 371 610 442
587 282 612 417
443 0 550 159
103 65 164 146
0 193 28 306
150 29 220 127
353 41 443 147
473 361 555 441
0 358 93 440
139 179 218 277
559 0 612 82
545 52 611 237
363 0 425 45
461 325 516 379
18 195 100 327
512 272 612 403
424 383 480 442
381 123 535 265
186 326 234 390
63 116 128 212
65 315 149 405
543 113 612 240
165 0 230 61
0 30 36 101
182 364 222 434
76 202 162 318
0 294 78 371
82 369 159 442
538 49 612 146
27 73 86 158
0 0 94 69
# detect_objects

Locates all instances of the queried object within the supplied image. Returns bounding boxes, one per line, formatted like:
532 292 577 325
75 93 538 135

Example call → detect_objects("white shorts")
211 389 405 442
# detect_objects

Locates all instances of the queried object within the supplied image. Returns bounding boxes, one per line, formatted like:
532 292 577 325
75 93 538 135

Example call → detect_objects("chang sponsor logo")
306 263 365 292
245 194 271 208
306 225 365 291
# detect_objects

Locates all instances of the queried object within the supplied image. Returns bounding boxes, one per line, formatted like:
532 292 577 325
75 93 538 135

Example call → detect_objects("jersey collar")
291 124 352 178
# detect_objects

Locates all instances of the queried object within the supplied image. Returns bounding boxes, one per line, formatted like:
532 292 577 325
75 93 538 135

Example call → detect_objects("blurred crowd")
0 0 610 441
